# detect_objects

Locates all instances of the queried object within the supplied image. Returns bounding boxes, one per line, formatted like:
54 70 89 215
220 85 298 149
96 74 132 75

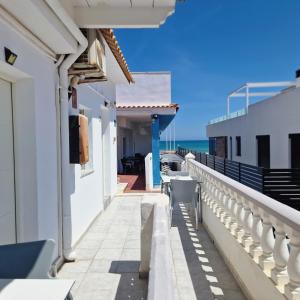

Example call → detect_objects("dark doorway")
215 136 228 158
257 135 270 168
229 137 233 160
290 134 300 168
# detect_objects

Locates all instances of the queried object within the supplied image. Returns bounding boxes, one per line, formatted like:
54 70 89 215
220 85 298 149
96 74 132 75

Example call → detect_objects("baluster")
235 196 244 242
259 211 275 276
209 179 217 209
241 199 253 252
215 183 224 217
228 191 238 236
249 205 263 262
211 181 219 213
224 190 232 229
218 184 227 219
285 232 300 300
213 183 221 216
206 177 214 206
221 191 230 225
270 221 289 290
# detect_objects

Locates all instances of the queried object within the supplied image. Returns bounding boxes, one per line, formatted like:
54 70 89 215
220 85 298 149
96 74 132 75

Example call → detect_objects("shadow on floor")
109 260 147 300
172 202 245 300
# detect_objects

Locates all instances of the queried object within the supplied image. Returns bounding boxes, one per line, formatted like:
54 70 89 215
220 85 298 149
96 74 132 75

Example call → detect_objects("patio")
58 193 245 299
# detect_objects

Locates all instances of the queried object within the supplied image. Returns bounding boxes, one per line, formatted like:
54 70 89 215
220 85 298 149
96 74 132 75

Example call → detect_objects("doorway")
257 135 270 168
229 137 233 160
0 78 16 245
290 134 300 168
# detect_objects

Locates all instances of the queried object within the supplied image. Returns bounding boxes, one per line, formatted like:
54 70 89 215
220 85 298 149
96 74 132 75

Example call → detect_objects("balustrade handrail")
189 158 300 232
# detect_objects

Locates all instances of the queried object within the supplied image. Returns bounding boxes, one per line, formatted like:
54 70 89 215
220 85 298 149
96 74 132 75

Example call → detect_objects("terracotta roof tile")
99 29 133 83
117 103 179 110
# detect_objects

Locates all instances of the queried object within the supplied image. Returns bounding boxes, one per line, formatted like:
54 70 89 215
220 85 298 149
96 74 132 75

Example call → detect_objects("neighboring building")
0 0 175 269
206 74 300 169
116 72 179 188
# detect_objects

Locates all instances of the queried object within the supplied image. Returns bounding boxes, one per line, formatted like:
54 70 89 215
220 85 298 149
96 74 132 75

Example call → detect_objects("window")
236 136 241 157
80 108 94 176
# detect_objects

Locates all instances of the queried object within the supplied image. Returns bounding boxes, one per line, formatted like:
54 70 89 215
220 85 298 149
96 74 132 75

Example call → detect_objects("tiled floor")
58 194 246 300
118 174 146 192
58 195 147 300
171 202 246 300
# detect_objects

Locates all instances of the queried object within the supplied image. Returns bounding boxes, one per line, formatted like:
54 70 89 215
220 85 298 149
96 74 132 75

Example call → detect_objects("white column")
271 221 289 289
228 192 238 236
259 212 275 275
285 232 300 300
241 200 253 252
235 196 244 242
249 205 263 262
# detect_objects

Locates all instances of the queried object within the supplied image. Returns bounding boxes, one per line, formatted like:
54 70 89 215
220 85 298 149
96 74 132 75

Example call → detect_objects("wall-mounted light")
114 120 117 126
151 114 158 124
4 47 17 65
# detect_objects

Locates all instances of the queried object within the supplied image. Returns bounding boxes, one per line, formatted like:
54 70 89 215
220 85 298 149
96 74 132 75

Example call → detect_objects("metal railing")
177 147 300 210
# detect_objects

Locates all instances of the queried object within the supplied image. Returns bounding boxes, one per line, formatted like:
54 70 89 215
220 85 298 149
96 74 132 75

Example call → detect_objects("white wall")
117 72 171 106
69 82 117 246
0 18 59 256
207 87 300 168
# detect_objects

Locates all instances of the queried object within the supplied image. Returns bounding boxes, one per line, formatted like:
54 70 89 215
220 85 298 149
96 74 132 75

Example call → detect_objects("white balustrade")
228 192 238 235
285 233 300 300
241 199 253 251
259 212 275 275
185 155 300 300
249 205 263 262
271 222 289 288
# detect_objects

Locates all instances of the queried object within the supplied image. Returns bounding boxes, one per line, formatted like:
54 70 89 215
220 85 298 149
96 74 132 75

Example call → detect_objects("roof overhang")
116 104 179 118
0 0 78 55
100 29 133 83
73 1 176 28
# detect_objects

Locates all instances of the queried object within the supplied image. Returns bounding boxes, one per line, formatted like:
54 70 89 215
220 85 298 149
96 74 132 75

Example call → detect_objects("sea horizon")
160 139 209 153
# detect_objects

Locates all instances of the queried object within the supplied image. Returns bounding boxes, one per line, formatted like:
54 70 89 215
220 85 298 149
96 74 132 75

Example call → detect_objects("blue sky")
115 0 300 140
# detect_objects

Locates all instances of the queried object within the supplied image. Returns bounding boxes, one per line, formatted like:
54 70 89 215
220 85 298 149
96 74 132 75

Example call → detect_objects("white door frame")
0 61 39 243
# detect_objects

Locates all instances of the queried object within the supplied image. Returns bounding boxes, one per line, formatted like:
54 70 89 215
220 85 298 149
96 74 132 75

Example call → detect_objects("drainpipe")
45 0 88 261
51 54 65 274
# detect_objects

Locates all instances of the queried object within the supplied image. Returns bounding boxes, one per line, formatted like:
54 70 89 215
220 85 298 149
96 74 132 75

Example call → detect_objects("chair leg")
195 207 198 231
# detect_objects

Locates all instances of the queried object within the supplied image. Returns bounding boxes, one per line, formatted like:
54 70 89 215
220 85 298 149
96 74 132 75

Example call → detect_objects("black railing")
177 147 300 210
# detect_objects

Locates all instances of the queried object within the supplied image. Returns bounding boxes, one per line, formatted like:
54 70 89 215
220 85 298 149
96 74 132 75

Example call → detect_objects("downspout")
52 54 65 274
45 0 88 261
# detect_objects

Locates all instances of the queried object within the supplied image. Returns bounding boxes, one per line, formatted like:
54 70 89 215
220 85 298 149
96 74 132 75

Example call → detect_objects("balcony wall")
185 155 300 300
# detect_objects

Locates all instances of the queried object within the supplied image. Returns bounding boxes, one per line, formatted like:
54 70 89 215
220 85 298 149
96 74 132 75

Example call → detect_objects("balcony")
58 153 300 300
208 81 295 125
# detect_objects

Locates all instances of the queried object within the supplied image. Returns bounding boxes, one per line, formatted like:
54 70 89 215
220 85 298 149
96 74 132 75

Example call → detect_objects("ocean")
160 140 209 153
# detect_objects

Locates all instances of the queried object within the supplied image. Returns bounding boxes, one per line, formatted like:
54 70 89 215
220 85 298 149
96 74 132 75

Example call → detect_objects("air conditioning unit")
69 29 107 83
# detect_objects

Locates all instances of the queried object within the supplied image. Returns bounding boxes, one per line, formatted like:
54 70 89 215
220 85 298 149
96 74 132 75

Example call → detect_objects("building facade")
0 0 175 268
116 72 178 188
207 78 300 169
